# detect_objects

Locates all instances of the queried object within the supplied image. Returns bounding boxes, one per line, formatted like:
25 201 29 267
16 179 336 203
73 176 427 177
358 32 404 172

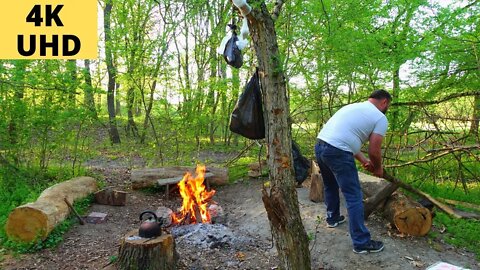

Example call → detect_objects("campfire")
172 165 216 225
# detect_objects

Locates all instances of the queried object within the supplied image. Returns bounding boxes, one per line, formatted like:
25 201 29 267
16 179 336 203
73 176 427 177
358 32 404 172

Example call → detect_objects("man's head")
368 89 391 114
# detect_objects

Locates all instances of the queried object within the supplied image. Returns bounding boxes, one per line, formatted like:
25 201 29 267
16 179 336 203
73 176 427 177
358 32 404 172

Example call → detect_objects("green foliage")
109 255 118 264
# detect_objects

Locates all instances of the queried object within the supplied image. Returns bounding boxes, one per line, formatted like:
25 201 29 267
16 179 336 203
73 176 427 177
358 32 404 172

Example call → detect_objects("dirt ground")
1 159 479 270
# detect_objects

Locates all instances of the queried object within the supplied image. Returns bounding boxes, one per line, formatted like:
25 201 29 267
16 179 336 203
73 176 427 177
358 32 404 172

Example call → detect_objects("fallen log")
5 176 98 242
309 161 324 203
131 166 228 189
382 173 462 219
383 192 432 236
118 230 177 270
359 172 432 236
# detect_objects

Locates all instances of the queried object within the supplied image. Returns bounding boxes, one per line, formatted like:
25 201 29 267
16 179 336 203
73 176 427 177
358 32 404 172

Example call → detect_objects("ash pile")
172 223 253 249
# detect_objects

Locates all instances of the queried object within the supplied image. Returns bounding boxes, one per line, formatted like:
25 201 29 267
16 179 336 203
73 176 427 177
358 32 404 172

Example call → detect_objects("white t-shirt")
318 101 388 154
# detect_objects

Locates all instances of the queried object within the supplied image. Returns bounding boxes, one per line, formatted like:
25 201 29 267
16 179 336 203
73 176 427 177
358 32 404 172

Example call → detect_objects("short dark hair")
369 89 392 101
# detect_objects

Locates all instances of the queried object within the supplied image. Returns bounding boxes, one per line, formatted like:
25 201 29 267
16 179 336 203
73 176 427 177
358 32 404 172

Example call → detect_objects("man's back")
318 101 387 154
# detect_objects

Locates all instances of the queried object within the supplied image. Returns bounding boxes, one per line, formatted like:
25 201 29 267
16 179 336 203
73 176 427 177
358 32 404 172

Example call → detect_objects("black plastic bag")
223 30 243 69
229 70 265 139
292 140 310 184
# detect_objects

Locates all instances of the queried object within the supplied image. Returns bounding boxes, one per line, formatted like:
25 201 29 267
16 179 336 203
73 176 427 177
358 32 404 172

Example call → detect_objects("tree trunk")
245 2 311 268
104 0 121 144
83 59 97 118
115 82 122 116
470 93 480 139
66 60 77 107
118 229 177 270
5 177 98 242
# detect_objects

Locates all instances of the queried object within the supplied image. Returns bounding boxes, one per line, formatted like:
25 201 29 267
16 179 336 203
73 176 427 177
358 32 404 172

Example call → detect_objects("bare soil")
1 158 479 270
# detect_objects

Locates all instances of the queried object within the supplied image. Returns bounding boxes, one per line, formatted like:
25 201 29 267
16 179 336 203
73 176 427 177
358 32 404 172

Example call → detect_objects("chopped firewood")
309 160 324 203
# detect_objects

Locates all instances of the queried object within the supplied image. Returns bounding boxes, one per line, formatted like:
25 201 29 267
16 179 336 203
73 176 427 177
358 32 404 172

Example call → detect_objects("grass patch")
431 212 480 260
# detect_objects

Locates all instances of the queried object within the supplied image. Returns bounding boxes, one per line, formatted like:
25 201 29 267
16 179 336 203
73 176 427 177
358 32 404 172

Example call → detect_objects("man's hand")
362 160 373 171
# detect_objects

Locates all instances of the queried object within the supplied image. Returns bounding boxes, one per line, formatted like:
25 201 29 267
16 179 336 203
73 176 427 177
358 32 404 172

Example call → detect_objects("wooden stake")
64 198 85 225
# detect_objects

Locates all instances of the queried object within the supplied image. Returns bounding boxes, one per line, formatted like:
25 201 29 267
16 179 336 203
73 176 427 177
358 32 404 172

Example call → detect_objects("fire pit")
171 165 216 225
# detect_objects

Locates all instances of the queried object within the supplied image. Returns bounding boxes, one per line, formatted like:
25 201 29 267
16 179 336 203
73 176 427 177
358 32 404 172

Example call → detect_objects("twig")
64 198 86 225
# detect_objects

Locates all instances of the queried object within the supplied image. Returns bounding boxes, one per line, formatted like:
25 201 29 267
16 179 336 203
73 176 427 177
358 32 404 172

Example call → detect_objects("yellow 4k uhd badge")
0 0 97 59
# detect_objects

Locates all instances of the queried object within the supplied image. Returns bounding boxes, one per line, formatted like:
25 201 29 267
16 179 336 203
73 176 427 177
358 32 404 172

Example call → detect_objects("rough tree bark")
118 229 177 270
104 0 121 144
240 1 312 268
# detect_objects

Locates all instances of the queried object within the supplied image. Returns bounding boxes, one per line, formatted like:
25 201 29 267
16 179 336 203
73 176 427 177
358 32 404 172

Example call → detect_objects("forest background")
0 0 479 261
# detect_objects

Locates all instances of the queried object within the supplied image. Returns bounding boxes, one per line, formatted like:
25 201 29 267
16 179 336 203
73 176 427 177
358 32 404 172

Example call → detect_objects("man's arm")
354 152 371 170
368 133 384 177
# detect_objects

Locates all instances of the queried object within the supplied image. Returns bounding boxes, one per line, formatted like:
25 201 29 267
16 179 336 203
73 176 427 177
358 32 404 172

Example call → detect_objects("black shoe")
326 215 346 228
353 240 384 254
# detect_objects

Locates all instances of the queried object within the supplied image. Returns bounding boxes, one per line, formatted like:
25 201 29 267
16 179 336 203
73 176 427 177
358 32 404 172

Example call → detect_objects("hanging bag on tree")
292 140 310 185
223 24 243 69
229 69 265 139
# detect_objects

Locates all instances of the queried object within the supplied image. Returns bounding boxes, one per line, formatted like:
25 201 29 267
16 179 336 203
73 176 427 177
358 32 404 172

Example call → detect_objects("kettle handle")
140 210 158 221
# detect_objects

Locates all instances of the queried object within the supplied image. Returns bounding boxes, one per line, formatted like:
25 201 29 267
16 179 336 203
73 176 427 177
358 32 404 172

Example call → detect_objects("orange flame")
172 165 216 224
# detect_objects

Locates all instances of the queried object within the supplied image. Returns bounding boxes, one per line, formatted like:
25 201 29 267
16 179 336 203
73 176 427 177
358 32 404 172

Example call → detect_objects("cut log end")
5 207 49 242
393 207 432 236
384 192 433 236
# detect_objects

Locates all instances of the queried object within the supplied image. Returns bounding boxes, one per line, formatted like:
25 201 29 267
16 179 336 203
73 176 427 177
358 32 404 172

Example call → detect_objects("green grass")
400 176 480 260
432 212 480 260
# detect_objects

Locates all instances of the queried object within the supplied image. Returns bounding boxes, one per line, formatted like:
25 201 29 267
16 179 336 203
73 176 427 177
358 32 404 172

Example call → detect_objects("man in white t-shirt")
315 89 391 254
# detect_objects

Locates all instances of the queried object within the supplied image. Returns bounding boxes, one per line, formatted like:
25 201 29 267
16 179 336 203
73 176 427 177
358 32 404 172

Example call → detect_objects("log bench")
157 172 214 199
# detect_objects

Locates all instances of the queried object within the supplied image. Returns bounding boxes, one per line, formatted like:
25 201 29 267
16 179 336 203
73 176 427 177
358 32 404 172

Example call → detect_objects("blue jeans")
315 141 371 247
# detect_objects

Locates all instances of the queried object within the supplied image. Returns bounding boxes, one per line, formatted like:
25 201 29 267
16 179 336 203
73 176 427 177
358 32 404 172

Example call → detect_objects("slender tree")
104 0 121 144
237 1 311 268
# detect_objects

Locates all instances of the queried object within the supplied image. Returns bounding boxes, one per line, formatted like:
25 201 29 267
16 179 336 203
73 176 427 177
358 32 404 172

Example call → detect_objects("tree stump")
309 161 324 202
383 192 432 236
118 229 177 270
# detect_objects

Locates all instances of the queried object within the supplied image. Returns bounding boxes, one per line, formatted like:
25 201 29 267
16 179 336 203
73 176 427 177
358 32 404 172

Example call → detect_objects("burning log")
5 177 98 242
171 165 216 225
118 229 177 270
131 166 228 189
